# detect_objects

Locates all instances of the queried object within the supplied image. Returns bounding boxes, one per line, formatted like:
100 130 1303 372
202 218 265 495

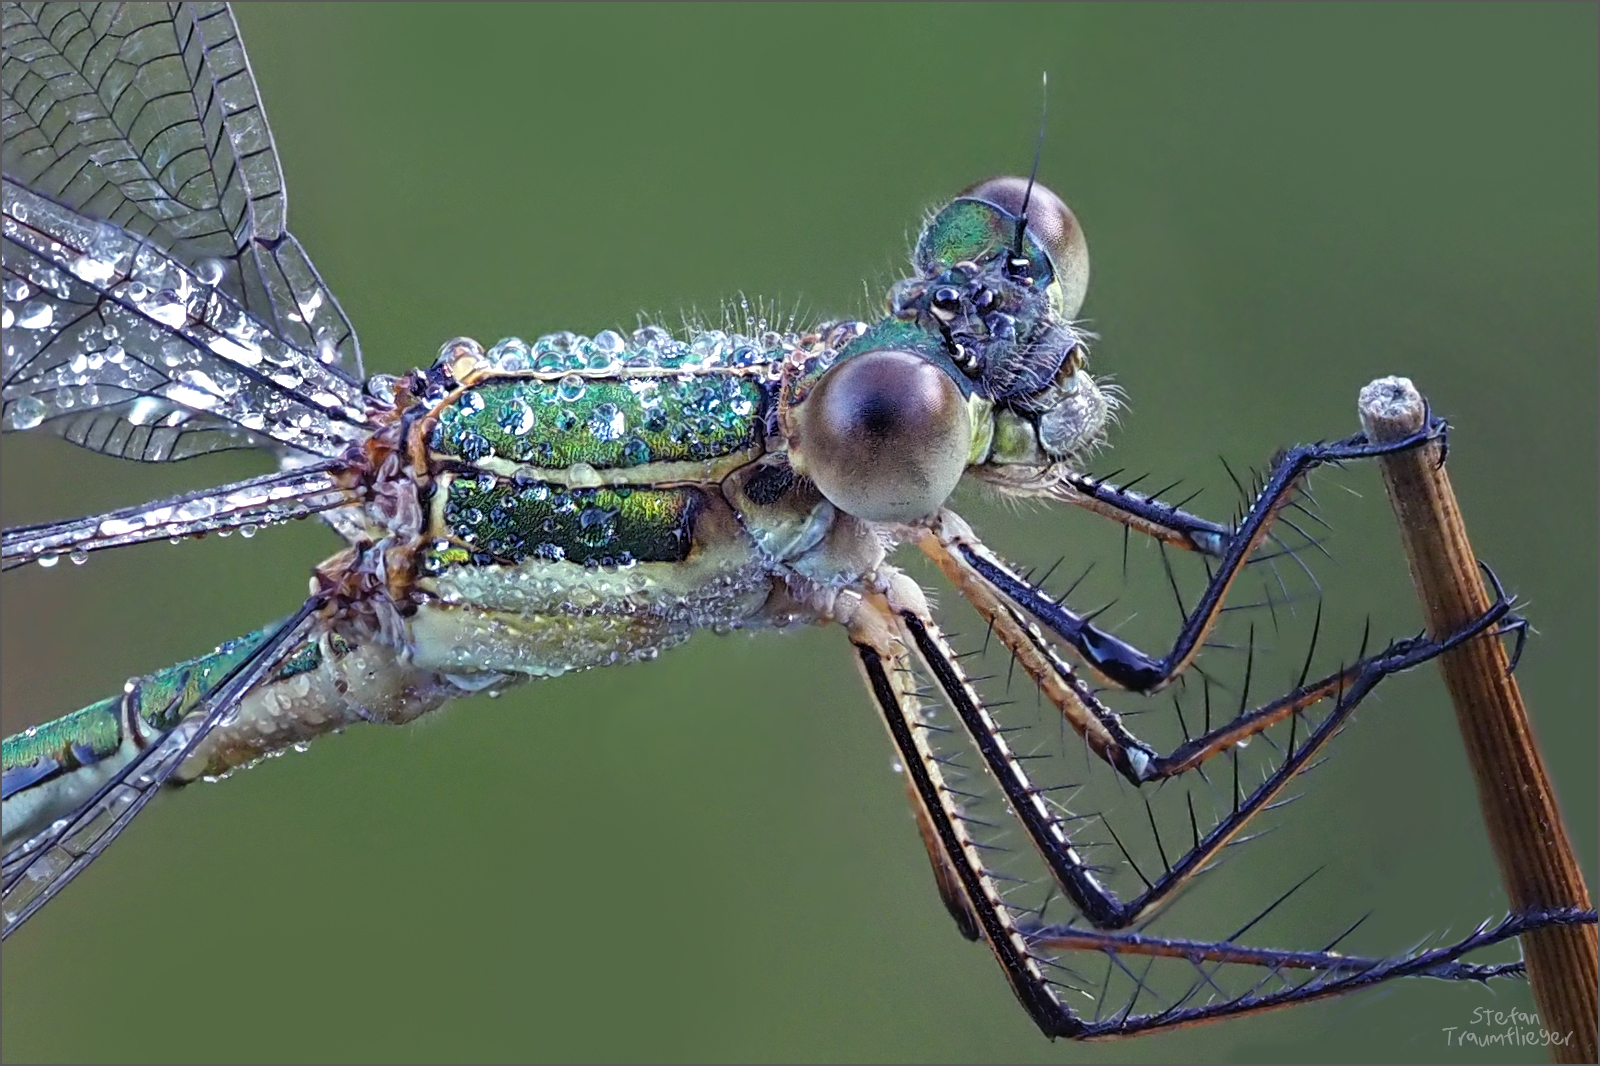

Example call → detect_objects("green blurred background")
2 3 1594 1062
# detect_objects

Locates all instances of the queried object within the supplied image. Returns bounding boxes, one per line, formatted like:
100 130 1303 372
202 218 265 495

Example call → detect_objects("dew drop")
536 331 578 356
588 330 624 370
16 300 53 329
499 396 536 436
690 330 728 364
70 254 116 285
366 374 397 406
8 395 46 430
576 505 618 547
488 337 531 371
194 257 227 285
621 438 650 465
588 402 624 441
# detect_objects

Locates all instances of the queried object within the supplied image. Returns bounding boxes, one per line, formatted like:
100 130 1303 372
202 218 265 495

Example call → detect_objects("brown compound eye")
792 350 971 523
959 175 1089 318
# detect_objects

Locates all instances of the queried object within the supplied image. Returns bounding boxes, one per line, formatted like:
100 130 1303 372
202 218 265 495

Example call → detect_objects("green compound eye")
960 175 1090 319
792 349 971 523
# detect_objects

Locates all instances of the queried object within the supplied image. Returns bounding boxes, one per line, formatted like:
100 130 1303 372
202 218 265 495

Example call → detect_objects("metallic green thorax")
425 476 700 569
421 333 792 577
2 700 124 787
429 374 769 470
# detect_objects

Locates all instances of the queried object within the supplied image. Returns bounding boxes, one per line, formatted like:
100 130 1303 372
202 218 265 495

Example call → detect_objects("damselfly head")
785 179 1106 524
887 177 1094 407
871 178 1106 465
895 177 1087 332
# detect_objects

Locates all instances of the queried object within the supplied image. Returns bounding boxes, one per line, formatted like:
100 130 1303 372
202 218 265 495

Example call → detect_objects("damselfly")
4 4 1595 1061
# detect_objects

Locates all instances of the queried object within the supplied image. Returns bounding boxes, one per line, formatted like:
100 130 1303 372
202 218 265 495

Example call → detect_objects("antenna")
1013 72 1049 260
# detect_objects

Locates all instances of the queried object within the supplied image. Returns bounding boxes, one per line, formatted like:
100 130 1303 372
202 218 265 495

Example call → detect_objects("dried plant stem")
1359 377 1597 1063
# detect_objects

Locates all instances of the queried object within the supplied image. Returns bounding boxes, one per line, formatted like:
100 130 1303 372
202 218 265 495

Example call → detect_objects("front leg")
974 462 1234 557
945 417 1449 693
923 505 1514 786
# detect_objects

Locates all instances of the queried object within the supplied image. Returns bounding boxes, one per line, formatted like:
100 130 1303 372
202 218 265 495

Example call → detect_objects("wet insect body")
2 1 1591 1043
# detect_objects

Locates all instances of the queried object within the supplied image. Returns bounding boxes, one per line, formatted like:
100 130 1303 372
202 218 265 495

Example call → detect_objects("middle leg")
878 559 1513 926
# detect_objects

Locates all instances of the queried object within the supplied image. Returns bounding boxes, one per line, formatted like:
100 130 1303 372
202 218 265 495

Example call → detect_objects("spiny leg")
976 464 1235 557
989 464 1325 614
842 584 1049 1011
1034 908 1596 1039
938 418 1446 695
1026 911 1597 981
900 762 983 943
841 573 1590 1038
920 512 1515 787
889 561 1515 927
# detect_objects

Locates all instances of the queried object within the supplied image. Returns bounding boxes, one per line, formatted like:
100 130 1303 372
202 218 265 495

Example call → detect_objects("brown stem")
1359 377 1597 1063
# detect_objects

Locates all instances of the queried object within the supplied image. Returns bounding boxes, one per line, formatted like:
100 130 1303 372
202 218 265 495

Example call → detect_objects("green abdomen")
2 626 290 849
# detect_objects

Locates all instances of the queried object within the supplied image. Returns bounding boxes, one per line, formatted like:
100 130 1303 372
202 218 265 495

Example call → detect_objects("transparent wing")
3 181 371 458
1 595 323 938
1 1 361 376
1 457 358 569
1 1 370 461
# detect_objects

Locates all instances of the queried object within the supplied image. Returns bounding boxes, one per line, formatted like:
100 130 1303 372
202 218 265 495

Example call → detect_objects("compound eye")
793 350 971 523
959 175 1090 318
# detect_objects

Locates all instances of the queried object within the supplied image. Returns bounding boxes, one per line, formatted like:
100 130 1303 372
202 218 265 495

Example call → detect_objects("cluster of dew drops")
5 200 363 453
464 322 794 377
